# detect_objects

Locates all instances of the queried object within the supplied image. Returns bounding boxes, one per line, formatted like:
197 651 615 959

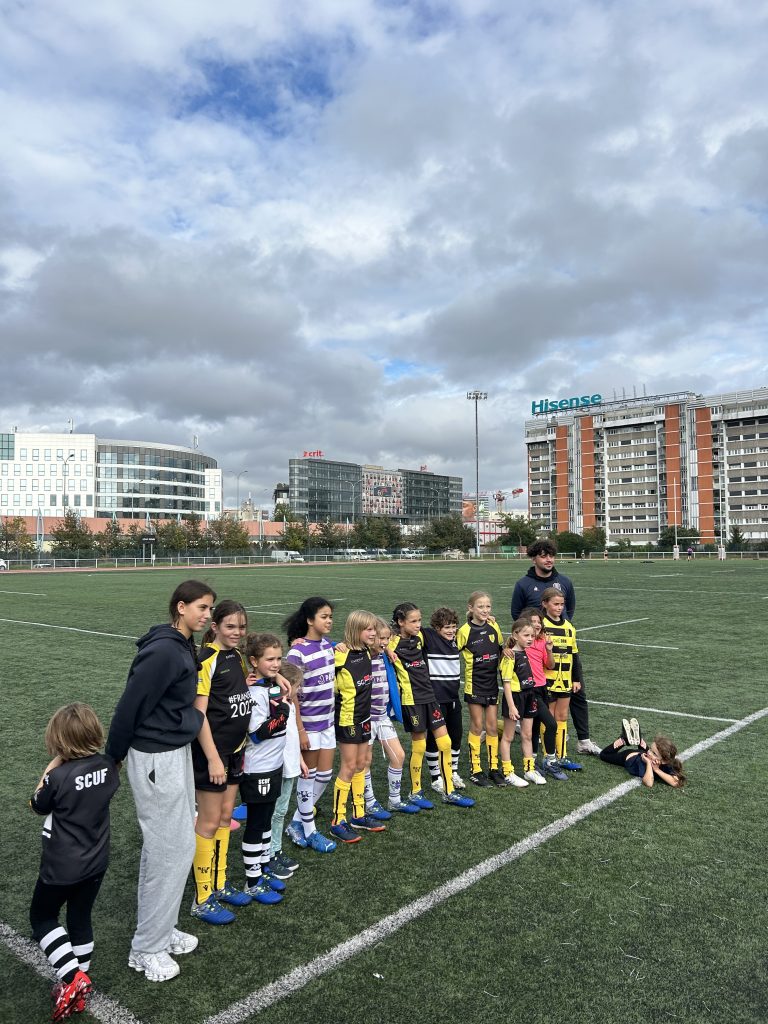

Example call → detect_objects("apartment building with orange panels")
525 388 768 546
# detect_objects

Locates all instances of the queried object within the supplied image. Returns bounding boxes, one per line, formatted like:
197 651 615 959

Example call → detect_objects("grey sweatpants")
126 746 196 954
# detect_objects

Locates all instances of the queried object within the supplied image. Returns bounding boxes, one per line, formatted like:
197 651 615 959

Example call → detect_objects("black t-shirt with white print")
30 753 119 885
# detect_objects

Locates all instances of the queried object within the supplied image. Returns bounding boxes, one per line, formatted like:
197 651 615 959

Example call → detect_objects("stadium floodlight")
466 391 488 557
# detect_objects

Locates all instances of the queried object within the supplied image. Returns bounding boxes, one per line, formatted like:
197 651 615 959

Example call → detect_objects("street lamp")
236 470 248 520
466 391 488 558
58 452 75 511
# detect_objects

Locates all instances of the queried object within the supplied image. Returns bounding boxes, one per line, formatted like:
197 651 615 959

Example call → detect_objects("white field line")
202 705 768 1024
0 922 143 1024
588 700 737 724
0 589 48 596
0 617 136 640
579 617 649 632
579 638 679 650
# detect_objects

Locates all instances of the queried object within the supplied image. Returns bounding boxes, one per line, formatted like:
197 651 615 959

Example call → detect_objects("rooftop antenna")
68 418 74 434
192 435 199 450
643 383 647 396
633 385 637 398
612 390 617 401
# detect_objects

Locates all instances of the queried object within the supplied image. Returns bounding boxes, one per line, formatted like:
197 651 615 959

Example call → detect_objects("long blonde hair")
344 610 378 649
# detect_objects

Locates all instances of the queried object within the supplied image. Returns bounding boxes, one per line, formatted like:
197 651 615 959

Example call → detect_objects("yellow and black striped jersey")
457 620 503 697
334 647 373 727
197 643 251 754
500 650 536 692
541 615 578 692
388 632 434 706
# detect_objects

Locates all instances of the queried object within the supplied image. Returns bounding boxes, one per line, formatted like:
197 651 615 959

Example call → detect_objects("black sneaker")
488 769 508 787
263 856 293 880
469 771 493 788
275 850 299 874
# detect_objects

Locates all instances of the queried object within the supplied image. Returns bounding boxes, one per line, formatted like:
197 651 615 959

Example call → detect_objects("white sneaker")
577 738 602 756
505 772 529 788
128 949 180 982
168 928 199 955
430 777 445 793
452 771 466 790
524 769 547 785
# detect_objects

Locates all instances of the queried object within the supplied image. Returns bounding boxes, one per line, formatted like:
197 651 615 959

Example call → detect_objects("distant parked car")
443 549 465 560
33 562 53 569
0 559 7 571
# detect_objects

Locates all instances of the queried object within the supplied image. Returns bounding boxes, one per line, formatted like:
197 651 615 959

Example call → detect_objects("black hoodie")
105 625 204 763
510 566 575 622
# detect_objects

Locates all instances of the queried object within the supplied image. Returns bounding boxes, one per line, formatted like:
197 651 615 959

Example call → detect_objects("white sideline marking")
202 706 768 1024
244 598 346 611
579 617 649 632
0 617 136 640
579 638 679 650
0 922 143 1024
0 589 48 596
589 700 737 724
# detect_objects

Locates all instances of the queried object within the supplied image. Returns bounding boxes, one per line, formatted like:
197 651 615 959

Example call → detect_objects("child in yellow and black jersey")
389 603 475 810
540 587 584 772
457 591 505 788
330 610 382 843
190 600 253 925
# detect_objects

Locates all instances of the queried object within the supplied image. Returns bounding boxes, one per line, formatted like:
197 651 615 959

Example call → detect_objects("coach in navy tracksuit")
510 539 601 755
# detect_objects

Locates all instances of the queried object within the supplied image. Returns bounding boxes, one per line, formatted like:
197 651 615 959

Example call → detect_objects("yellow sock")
540 722 552 756
556 721 567 759
410 736 427 794
332 777 351 825
351 770 366 819
523 756 535 773
468 732 482 774
486 733 499 771
502 759 513 776
436 732 454 795
212 825 230 892
192 833 215 904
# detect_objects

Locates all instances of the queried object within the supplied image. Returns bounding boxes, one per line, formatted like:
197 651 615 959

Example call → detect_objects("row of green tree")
277 512 477 553
0 513 255 559
3 509 761 561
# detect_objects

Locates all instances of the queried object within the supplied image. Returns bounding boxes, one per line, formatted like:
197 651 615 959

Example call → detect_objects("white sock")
364 770 376 808
294 768 316 838
388 766 403 803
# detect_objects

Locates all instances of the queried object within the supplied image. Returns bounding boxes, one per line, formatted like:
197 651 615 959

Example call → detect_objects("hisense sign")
531 394 602 415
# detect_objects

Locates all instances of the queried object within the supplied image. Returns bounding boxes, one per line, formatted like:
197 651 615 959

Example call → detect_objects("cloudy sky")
2 0 767 510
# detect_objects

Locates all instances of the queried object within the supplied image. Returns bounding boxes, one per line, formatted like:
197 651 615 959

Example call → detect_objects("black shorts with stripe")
464 691 499 707
402 701 446 734
502 690 538 720
239 767 283 804
192 745 244 793
335 719 372 745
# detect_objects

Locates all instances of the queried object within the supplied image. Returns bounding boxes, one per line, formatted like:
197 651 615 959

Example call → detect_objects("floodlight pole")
467 391 488 558
236 470 248 520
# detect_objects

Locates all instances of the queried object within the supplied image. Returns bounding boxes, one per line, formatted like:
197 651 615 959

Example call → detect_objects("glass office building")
288 457 463 525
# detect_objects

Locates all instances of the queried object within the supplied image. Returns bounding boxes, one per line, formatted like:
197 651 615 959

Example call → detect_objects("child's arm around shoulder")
30 756 64 813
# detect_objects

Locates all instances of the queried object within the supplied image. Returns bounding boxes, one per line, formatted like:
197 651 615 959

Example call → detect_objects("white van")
271 549 305 562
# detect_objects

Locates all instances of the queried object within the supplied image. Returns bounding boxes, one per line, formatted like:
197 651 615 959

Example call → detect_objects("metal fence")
1 549 766 571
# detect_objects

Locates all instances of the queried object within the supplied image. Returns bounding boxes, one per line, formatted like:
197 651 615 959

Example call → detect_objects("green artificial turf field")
2 559 766 1024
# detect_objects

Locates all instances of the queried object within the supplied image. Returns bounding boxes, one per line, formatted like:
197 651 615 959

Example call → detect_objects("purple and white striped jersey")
285 637 335 732
370 654 389 721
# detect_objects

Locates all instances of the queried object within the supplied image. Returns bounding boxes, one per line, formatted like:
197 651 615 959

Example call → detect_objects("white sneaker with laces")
430 777 445 793
128 949 180 982
504 772 529 788
168 928 199 955
524 769 547 785
452 771 466 790
577 738 602 756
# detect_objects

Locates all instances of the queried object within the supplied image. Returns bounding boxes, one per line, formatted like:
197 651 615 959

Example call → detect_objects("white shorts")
307 725 336 751
371 718 399 745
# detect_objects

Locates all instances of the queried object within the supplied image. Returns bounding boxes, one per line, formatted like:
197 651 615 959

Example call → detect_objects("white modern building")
0 431 222 520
